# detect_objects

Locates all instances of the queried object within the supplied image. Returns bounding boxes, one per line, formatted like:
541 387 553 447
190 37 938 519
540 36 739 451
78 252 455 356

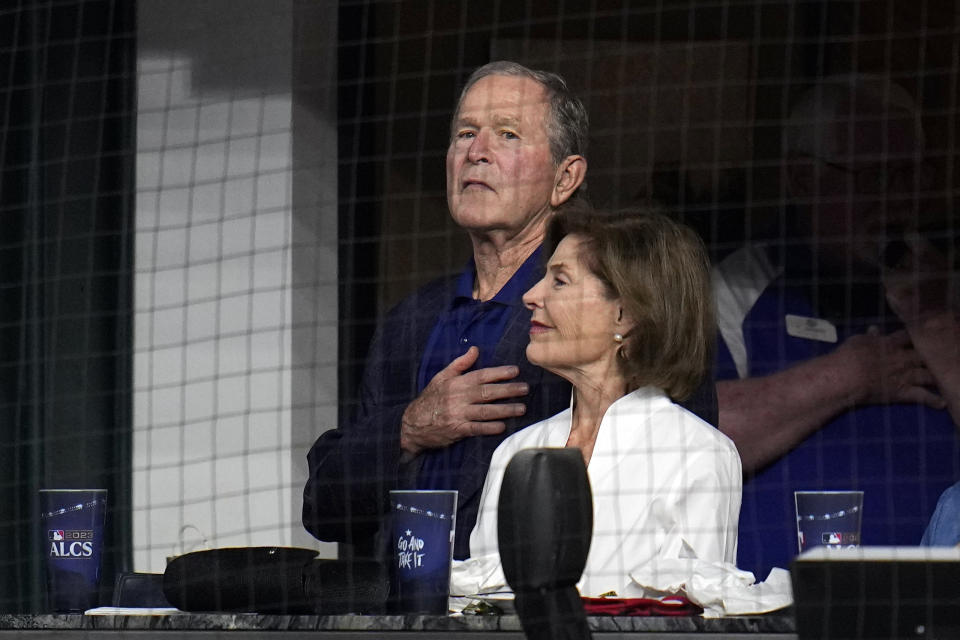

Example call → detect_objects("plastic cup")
39 489 108 612
388 490 457 614
795 490 863 553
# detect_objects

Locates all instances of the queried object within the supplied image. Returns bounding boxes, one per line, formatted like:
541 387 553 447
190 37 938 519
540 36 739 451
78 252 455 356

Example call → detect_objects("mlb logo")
823 532 842 545
49 530 64 541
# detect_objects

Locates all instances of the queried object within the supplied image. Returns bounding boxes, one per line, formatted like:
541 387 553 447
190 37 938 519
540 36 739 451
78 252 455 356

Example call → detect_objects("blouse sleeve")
672 435 742 565
466 437 512 559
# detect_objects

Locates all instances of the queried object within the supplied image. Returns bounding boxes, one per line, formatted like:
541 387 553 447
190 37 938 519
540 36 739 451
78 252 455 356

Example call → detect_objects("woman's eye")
552 277 567 288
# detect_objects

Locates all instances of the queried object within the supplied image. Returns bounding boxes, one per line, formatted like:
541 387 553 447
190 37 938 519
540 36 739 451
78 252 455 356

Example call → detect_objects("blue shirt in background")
922 481 960 547
716 270 959 580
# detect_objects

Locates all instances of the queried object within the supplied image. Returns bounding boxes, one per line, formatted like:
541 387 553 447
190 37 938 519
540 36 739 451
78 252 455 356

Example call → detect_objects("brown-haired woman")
456 207 742 598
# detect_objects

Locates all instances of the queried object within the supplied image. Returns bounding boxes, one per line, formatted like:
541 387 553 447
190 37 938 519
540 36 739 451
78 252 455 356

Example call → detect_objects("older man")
713 76 960 579
302 62 590 560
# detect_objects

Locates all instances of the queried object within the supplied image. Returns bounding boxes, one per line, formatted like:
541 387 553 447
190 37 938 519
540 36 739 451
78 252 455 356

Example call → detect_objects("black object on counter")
792 547 960 639
162 547 387 614
498 448 594 640
303 557 389 614
113 572 170 608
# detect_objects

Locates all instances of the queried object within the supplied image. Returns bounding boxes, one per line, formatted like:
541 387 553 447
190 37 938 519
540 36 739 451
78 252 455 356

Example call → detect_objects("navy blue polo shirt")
416 247 544 490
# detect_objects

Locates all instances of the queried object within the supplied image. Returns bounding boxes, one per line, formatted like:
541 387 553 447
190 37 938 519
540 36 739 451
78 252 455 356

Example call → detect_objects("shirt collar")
453 246 545 306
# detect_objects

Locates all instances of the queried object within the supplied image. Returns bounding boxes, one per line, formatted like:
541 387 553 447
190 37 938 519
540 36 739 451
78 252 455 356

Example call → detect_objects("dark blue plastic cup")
389 490 457 614
795 490 863 553
39 489 108 612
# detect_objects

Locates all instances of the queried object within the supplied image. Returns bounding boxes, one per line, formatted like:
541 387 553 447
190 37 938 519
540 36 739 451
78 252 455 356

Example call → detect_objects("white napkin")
627 558 793 617
450 555 506 597
450 555 793 618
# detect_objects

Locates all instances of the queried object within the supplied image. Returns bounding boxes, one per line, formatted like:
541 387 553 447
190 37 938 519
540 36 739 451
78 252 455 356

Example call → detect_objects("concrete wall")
133 0 337 571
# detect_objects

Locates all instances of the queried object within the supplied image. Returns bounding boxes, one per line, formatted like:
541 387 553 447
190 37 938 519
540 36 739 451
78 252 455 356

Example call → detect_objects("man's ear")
550 155 587 207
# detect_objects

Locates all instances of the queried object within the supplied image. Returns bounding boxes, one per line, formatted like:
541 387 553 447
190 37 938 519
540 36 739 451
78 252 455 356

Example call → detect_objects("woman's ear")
614 304 633 328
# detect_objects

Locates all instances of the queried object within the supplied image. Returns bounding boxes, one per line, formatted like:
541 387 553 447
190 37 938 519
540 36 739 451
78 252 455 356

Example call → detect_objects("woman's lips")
529 320 551 335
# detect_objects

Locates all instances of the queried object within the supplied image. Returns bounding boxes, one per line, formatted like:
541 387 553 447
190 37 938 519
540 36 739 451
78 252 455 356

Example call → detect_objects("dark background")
337 0 959 418
0 0 134 612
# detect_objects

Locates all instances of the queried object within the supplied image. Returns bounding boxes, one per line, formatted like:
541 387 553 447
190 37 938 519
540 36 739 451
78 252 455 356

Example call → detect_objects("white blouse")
457 386 742 598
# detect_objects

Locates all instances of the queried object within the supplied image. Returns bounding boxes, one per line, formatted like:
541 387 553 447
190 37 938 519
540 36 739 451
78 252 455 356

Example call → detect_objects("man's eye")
502 130 519 140
457 130 476 139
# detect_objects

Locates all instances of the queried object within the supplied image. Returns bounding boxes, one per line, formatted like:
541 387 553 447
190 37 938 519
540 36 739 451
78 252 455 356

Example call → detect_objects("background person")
713 75 960 579
457 208 741 597
922 480 960 547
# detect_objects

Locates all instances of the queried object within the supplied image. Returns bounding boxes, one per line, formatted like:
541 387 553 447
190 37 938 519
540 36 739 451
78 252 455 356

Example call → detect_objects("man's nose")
467 129 491 163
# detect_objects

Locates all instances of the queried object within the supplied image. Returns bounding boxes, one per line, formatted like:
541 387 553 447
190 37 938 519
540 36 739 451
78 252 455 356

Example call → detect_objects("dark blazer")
302 272 571 560
302 268 719 560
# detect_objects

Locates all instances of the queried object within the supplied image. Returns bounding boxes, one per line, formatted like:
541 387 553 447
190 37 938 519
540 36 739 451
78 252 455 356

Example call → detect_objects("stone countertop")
0 612 796 634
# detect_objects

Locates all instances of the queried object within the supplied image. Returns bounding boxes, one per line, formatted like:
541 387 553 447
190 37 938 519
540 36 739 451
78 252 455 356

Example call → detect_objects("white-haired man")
714 76 960 579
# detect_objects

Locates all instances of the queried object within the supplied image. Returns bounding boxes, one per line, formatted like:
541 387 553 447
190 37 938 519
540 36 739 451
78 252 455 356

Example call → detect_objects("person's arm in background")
718 328 945 473
885 234 960 427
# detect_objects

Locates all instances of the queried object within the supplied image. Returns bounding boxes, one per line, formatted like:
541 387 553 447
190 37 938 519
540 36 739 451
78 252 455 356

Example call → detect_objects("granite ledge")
0 612 795 633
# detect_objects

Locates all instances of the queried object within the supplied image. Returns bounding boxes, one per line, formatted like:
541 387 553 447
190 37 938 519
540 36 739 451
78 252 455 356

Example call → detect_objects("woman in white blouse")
454 207 742 599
